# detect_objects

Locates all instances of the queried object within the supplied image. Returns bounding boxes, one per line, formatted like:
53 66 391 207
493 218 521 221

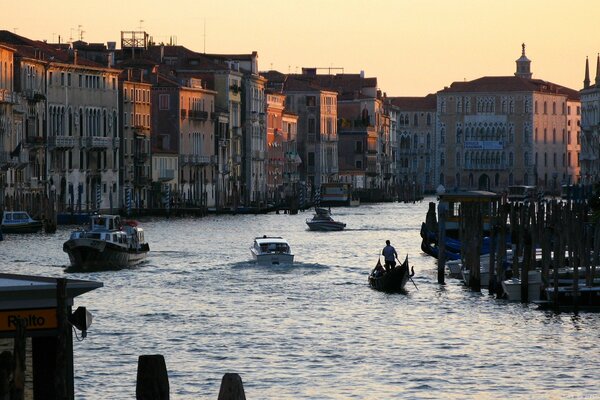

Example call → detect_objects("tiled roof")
0 30 107 69
143 45 228 71
387 94 437 110
439 76 580 100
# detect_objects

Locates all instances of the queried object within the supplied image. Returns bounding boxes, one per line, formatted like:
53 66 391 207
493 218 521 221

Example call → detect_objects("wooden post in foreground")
136 355 169 400
218 373 246 400
437 202 447 285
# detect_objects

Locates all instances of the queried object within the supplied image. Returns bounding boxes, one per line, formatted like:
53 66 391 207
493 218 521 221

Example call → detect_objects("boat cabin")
2 211 35 224
507 185 538 203
438 190 501 237
253 236 291 254
90 215 122 231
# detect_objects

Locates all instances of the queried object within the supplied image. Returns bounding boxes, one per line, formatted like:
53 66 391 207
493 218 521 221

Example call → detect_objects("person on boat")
382 240 398 271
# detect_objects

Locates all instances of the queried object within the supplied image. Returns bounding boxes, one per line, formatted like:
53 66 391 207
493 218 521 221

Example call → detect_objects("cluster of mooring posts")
136 354 247 400
427 191 600 311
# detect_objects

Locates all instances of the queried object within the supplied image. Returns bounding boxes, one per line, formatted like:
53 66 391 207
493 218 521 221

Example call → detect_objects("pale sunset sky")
3 0 599 96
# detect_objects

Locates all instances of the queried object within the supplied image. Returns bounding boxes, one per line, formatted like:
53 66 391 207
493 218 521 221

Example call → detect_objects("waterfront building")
149 70 217 209
436 45 580 194
0 31 122 215
119 67 152 212
278 75 338 194
385 94 437 194
203 52 267 207
265 91 299 203
580 55 600 185
0 43 19 208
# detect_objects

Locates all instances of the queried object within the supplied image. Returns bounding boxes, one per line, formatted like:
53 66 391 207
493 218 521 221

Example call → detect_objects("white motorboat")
63 214 149 269
305 208 346 231
501 270 542 302
1 211 43 233
250 236 294 265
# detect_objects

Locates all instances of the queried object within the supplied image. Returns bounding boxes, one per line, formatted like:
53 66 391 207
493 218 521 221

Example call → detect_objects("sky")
3 0 599 96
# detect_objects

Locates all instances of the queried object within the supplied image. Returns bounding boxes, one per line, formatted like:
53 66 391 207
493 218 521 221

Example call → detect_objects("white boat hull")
501 271 542 302
252 252 294 266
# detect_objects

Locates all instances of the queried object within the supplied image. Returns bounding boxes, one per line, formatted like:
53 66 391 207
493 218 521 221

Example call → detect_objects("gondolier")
382 240 398 270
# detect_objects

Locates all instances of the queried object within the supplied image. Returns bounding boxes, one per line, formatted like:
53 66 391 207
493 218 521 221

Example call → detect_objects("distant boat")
250 236 294 265
306 208 346 231
1 211 43 234
63 214 149 269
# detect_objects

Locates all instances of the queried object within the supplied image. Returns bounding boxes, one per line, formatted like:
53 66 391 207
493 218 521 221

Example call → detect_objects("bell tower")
515 43 532 79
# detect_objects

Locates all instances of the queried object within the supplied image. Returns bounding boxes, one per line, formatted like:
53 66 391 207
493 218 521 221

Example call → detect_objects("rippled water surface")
2 199 600 399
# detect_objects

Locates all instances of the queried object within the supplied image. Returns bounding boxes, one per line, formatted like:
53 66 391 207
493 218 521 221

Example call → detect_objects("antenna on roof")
138 19 145 31
78 25 84 41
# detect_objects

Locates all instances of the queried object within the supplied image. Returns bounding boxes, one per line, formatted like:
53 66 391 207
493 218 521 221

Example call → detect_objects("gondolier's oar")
397 255 418 290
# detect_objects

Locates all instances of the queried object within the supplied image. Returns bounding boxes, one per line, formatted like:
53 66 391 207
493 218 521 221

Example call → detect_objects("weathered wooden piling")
136 355 170 400
437 201 446 285
461 202 482 291
217 373 246 400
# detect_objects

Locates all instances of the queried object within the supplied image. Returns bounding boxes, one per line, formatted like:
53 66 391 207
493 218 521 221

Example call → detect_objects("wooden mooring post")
136 355 170 400
437 201 446 285
217 373 246 400
461 202 482 291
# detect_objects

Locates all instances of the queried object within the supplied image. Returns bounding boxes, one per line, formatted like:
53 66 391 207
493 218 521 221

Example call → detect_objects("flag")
9 142 21 158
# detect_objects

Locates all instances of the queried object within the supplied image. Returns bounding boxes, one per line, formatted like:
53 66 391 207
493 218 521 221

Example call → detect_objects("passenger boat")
305 208 346 231
1 211 43 233
63 214 149 269
250 236 294 265
368 256 414 292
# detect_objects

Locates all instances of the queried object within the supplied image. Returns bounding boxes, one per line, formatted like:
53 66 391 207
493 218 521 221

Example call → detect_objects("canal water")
1 199 599 399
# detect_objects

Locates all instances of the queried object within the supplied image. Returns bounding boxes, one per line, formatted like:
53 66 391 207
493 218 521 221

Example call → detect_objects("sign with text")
464 140 504 150
0 308 58 332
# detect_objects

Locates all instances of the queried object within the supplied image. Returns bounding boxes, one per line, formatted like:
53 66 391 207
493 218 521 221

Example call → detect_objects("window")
306 96 316 106
159 94 170 110
355 141 363 153
355 160 362 169
308 118 316 133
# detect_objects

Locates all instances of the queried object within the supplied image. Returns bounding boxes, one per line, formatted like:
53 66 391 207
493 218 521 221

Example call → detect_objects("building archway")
478 174 490 191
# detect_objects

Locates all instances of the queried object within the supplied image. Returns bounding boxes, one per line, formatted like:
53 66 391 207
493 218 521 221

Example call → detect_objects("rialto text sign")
0 308 58 331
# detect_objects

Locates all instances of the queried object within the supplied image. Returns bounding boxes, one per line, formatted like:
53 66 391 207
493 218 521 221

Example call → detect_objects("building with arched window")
436 44 580 194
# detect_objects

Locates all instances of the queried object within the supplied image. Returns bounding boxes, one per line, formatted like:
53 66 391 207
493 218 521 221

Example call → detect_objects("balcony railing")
189 110 209 121
48 136 77 149
82 136 113 149
0 89 18 104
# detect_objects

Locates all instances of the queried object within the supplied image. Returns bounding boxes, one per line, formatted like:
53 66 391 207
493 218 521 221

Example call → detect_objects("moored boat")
63 214 149 269
368 256 414 292
1 211 43 234
305 208 346 231
250 236 294 265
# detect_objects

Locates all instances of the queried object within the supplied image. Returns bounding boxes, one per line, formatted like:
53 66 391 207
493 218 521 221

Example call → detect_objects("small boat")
250 236 294 265
63 214 149 269
305 208 346 231
368 255 414 292
501 270 543 302
1 211 43 233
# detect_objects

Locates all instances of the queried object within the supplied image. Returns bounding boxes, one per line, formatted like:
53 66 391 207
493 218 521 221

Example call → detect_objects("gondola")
368 255 414 292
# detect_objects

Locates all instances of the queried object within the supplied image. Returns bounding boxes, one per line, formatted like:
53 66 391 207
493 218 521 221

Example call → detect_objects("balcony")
48 135 77 149
82 136 113 149
158 169 175 181
23 89 45 102
25 135 46 148
189 110 209 121
0 89 17 104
